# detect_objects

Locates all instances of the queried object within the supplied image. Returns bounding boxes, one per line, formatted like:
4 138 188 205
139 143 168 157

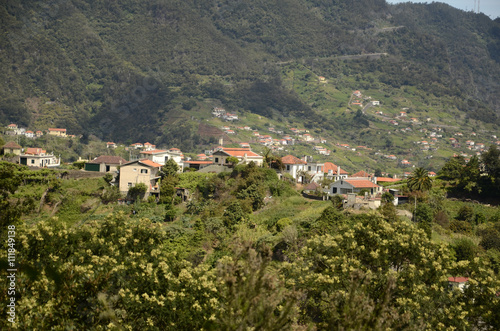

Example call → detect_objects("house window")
308 166 311 171
106 165 110 172
165 156 169 162
31 159 35 164
332 187 337 193
286 165 290 171
141 169 148 174
128 183 132 187
215 157 219 163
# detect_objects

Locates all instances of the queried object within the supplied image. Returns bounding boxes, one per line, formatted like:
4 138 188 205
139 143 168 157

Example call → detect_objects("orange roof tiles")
281 155 306 164
351 170 371 177
25 147 46 155
323 162 348 174
138 159 162 168
376 177 401 183
220 148 261 158
345 179 379 188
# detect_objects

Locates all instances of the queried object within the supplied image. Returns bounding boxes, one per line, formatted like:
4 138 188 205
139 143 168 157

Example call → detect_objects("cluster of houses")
2 131 399 207
212 107 239 121
5 124 72 138
218 123 334 155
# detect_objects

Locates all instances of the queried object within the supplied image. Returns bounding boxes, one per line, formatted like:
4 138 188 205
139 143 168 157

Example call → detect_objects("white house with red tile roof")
281 155 307 182
131 143 143 149
400 159 412 167
7 123 18 129
239 142 250 148
212 148 263 166
143 142 156 151
107 142 117 149
448 277 469 292
25 130 34 138
20 148 60 167
140 149 183 167
323 162 348 181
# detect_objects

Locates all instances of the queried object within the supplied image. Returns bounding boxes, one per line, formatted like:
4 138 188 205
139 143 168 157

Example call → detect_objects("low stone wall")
302 192 329 201
59 170 106 180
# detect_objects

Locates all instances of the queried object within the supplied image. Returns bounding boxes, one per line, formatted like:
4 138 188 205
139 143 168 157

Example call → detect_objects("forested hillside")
1 0 499 148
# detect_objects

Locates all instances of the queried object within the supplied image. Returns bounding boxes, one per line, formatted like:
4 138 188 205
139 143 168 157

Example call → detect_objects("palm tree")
263 147 284 171
407 167 433 192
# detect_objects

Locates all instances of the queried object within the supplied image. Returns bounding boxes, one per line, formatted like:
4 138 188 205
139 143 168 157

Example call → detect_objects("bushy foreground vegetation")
1 160 500 329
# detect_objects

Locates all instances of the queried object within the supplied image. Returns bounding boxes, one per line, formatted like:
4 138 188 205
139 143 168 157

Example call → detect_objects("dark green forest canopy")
0 0 499 144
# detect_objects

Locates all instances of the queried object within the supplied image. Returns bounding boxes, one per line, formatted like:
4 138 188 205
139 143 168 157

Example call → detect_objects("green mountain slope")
0 0 499 148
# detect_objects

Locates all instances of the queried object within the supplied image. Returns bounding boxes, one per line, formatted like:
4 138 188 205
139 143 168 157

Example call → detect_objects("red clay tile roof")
89 155 127 164
323 162 348 174
448 277 469 283
138 159 162 168
352 170 372 177
25 147 46 155
3 141 22 149
48 128 66 132
303 182 321 191
344 179 379 188
220 148 261 158
281 155 306 164
376 177 401 183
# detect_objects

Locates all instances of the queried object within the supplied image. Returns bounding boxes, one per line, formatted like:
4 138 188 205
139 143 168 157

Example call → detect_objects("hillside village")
2 87 500 205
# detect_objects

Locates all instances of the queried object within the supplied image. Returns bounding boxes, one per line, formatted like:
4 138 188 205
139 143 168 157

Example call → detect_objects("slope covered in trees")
0 0 499 145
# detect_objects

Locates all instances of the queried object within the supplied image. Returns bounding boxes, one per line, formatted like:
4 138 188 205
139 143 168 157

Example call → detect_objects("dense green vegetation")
1 159 500 329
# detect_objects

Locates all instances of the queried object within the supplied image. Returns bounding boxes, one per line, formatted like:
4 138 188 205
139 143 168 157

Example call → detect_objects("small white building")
448 277 469 292
281 155 307 183
19 148 60 168
140 148 183 167
329 178 382 196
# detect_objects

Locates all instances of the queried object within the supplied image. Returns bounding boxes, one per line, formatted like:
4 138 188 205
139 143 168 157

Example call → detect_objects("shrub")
276 218 293 232
435 210 450 229
127 183 147 201
451 237 478 262
479 230 500 251
449 220 473 234
456 205 474 223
